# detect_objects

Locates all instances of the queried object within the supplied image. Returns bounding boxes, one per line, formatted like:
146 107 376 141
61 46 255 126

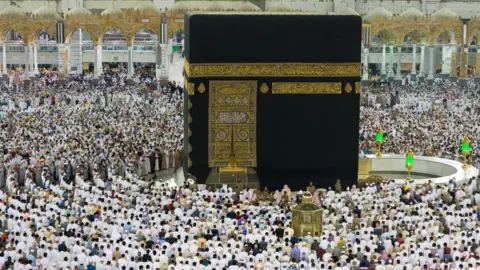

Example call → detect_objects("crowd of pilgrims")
0 73 480 270
359 79 480 165
6 64 158 88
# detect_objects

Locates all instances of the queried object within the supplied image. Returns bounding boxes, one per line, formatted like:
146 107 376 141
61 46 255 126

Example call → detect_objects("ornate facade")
0 0 479 84
361 7 480 84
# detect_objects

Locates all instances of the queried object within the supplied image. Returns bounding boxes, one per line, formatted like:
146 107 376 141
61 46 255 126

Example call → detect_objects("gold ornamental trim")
260 83 269 94
355 82 361 94
198 83 206 93
345 83 353 93
184 59 361 78
272 82 342 94
187 83 195 95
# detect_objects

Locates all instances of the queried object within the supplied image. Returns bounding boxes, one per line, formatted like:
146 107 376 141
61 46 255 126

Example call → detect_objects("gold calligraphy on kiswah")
272 82 342 94
184 59 361 78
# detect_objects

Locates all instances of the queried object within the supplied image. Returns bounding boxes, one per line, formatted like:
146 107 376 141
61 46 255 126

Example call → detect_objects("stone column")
381 44 387 77
24 44 30 85
388 45 394 79
128 46 134 78
427 46 435 83
395 46 402 83
362 47 369 81
34 43 39 75
57 44 64 75
29 44 34 78
411 44 417 76
459 45 468 86
97 44 102 78
57 43 66 84
475 45 480 82
419 45 425 78
156 41 161 79
2 43 7 76
441 45 450 76
93 45 98 79
450 51 458 79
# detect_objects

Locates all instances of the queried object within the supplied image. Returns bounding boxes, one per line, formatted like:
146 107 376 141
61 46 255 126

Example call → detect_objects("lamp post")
405 149 414 180
461 136 471 170
376 128 384 157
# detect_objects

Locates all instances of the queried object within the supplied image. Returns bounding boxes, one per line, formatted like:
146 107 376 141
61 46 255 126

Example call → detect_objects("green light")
405 155 414 166
462 142 470 153
376 132 383 143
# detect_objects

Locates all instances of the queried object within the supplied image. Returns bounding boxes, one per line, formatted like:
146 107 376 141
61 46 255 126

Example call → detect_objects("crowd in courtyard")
0 72 479 269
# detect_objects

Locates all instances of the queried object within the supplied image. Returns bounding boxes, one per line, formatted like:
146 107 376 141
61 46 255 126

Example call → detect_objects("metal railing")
134 45 156 51
6 46 25 52
82 44 157 52
38 46 58 52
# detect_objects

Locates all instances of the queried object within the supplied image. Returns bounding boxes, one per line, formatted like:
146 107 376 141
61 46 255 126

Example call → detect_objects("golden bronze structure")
358 175 387 188
406 149 414 180
462 136 471 170
376 127 383 158
292 193 322 236
367 11 462 47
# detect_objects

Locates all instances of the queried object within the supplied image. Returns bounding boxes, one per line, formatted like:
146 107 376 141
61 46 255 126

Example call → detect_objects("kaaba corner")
183 12 362 190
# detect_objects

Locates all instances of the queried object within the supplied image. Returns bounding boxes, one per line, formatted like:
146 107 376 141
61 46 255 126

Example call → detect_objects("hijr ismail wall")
183 13 362 190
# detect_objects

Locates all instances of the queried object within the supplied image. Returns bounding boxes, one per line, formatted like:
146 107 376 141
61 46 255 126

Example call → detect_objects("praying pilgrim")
0 65 480 270
2 19 480 268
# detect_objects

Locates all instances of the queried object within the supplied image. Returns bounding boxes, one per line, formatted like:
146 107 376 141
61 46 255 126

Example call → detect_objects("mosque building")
0 0 479 83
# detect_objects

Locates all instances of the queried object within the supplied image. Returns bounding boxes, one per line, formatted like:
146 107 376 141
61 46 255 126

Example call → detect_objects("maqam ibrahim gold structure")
292 193 322 236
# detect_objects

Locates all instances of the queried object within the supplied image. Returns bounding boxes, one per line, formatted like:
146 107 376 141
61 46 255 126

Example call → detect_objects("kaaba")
183 13 362 190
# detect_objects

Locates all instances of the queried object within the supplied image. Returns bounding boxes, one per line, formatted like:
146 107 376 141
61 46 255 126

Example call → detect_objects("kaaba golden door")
208 81 257 168
219 127 247 173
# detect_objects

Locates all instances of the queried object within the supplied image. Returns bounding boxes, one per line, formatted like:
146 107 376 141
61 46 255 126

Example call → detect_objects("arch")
5 29 23 43
36 29 56 43
371 29 397 45
468 29 480 46
128 28 159 46
429 28 461 46
133 29 157 43
172 28 184 43
402 30 426 44
469 35 478 46
101 28 127 44
166 12 184 41
434 30 455 45
65 27 96 45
